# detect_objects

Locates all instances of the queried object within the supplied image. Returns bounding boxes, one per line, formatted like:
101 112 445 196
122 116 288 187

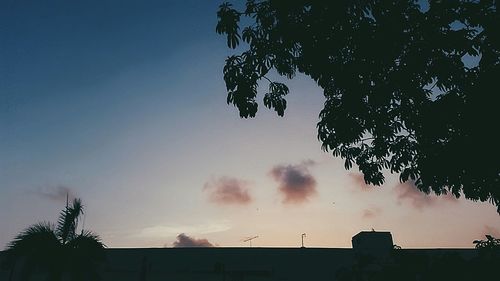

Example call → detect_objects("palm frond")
6 222 62 269
64 231 105 281
67 230 106 263
71 230 105 249
56 198 84 244
6 198 105 280
7 222 59 253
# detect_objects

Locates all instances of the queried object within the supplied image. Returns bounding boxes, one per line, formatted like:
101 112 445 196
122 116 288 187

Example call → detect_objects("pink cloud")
394 181 458 210
362 207 382 219
482 225 500 238
172 233 214 247
270 161 317 204
348 173 377 192
204 177 252 205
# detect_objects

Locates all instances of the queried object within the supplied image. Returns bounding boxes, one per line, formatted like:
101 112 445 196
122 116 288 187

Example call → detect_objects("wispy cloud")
203 177 252 205
138 221 231 238
482 225 500 238
348 173 377 192
270 160 317 204
362 207 382 219
34 185 76 202
172 233 214 247
394 181 458 210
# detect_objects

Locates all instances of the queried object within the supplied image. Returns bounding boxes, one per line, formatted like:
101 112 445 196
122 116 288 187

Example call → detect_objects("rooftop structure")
0 231 484 281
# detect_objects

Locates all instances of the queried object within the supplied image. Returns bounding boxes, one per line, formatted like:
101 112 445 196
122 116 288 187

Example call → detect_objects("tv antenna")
301 233 306 248
242 236 259 247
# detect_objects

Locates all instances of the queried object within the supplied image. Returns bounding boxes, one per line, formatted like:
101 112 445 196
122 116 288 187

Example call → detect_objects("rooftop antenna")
301 233 306 248
242 236 259 247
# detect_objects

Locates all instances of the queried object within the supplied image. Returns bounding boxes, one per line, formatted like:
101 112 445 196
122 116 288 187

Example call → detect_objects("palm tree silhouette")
5 198 105 281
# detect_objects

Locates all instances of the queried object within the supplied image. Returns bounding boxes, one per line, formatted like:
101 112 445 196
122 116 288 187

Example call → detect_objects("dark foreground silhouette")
338 234 500 281
2 198 104 281
2 231 499 280
217 0 500 212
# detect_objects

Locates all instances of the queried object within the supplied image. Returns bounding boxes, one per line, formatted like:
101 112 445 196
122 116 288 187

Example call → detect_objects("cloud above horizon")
172 233 214 247
362 207 382 219
394 181 458 210
348 173 378 192
34 185 76 202
482 225 500 238
203 177 252 205
270 160 317 204
139 221 231 238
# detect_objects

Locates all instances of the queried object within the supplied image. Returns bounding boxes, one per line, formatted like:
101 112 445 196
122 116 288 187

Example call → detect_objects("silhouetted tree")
5 198 105 281
473 234 500 249
472 235 500 279
216 1 500 211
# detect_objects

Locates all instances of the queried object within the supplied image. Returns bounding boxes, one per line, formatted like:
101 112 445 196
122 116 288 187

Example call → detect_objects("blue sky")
1 0 499 249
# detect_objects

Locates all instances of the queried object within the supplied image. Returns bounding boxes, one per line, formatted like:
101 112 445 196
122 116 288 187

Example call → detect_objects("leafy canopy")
216 0 500 211
473 235 500 249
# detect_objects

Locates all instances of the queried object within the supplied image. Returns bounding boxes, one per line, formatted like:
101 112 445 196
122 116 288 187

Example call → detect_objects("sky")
1 0 499 249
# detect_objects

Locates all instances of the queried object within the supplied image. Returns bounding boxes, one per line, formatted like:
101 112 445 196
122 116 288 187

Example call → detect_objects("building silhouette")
0 231 494 281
